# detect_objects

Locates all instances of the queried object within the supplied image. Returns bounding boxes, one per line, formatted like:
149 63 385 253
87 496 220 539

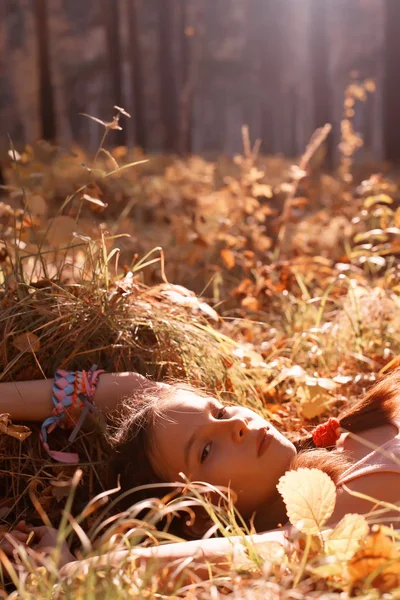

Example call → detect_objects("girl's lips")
258 427 272 457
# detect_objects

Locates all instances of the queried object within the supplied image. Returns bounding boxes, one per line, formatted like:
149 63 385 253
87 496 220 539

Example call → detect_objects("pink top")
337 419 400 486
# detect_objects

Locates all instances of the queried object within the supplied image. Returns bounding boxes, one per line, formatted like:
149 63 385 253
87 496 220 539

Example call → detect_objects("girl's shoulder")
329 469 400 526
336 421 399 462
329 419 400 524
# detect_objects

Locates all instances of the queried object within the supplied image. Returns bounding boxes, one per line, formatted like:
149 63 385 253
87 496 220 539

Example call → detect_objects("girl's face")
150 390 296 517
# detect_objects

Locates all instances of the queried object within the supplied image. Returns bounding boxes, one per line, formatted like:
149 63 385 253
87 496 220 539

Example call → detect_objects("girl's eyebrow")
184 399 216 468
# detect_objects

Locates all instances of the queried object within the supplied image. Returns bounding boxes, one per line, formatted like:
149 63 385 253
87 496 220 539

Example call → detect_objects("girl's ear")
182 505 213 540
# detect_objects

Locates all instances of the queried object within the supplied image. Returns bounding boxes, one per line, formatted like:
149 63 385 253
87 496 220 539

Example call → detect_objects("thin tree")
103 0 126 145
127 0 146 150
34 0 56 140
157 0 178 152
310 0 332 163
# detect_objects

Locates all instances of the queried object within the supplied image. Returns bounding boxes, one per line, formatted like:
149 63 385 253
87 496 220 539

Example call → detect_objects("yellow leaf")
0 413 31 441
363 193 393 209
277 468 336 534
353 229 388 244
13 332 40 353
301 394 331 420
221 249 235 269
311 562 343 578
324 513 369 561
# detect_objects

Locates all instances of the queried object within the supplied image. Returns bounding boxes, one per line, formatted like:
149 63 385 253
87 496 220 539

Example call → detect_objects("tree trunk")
103 0 126 145
34 0 56 140
310 0 333 163
127 0 146 150
157 0 178 152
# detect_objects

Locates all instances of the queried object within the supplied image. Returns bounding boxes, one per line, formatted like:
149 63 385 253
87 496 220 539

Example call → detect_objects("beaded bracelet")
41 365 105 463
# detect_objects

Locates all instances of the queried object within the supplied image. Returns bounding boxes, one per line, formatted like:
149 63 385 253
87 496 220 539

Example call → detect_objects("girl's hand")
0 523 30 557
1 522 74 567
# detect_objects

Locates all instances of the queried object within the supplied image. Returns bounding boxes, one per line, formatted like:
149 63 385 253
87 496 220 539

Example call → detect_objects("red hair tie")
312 417 341 448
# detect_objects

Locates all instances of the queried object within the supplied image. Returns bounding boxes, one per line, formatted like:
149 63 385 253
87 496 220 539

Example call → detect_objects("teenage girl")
1 369 399 580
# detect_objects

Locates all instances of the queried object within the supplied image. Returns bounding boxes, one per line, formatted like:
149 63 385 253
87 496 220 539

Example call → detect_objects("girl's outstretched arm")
0 372 166 421
60 529 290 584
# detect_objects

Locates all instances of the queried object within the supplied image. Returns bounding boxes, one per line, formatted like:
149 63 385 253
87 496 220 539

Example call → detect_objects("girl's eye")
200 406 227 463
201 442 212 463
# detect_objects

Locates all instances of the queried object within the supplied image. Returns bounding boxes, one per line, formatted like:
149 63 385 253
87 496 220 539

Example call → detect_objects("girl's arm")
0 372 166 421
60 529 290 583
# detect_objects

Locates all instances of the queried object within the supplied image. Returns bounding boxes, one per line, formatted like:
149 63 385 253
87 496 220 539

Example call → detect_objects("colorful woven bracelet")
41 365 105 463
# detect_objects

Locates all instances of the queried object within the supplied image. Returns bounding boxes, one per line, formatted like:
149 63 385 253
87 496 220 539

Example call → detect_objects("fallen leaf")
301 394 332 420
13 332 40 353
277 468 336 534
0 413 31 441
353 229 388 244
241 296 260 311
45 216 77 247
50 478 74 502
363 193 393 209
324 513 369 561
221 249 235 270
348 527 400 592
26 194 47 216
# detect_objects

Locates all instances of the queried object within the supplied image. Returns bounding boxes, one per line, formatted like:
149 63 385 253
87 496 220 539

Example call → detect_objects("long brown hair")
291 369 400 482
108 370 400 516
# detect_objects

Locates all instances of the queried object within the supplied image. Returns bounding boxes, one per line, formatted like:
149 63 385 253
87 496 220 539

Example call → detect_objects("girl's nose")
231 417 248 443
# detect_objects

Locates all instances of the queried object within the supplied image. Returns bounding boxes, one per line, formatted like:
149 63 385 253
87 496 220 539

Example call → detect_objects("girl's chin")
265 432 296 464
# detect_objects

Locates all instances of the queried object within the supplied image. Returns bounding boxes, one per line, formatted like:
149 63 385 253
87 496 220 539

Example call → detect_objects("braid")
291 369 400 483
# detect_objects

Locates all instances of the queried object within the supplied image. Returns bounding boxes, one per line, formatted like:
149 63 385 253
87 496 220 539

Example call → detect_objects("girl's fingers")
0 532 30 557
29 525 53 538
8 532 29 543
15 520 29 533
0 531 29 544
0 540 18 556
0 535 27 556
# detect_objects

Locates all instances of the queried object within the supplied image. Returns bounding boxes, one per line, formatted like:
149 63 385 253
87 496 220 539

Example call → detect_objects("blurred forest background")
1 0 400 161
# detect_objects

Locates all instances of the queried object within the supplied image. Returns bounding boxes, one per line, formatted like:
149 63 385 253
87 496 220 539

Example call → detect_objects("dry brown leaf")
50 478 73 502
45 215 77 247
241 296 260 311
26 194 47 216
252 234 273 252
348 527 400 592
13 331 40 353
0 413 31 441
221 248 235 269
